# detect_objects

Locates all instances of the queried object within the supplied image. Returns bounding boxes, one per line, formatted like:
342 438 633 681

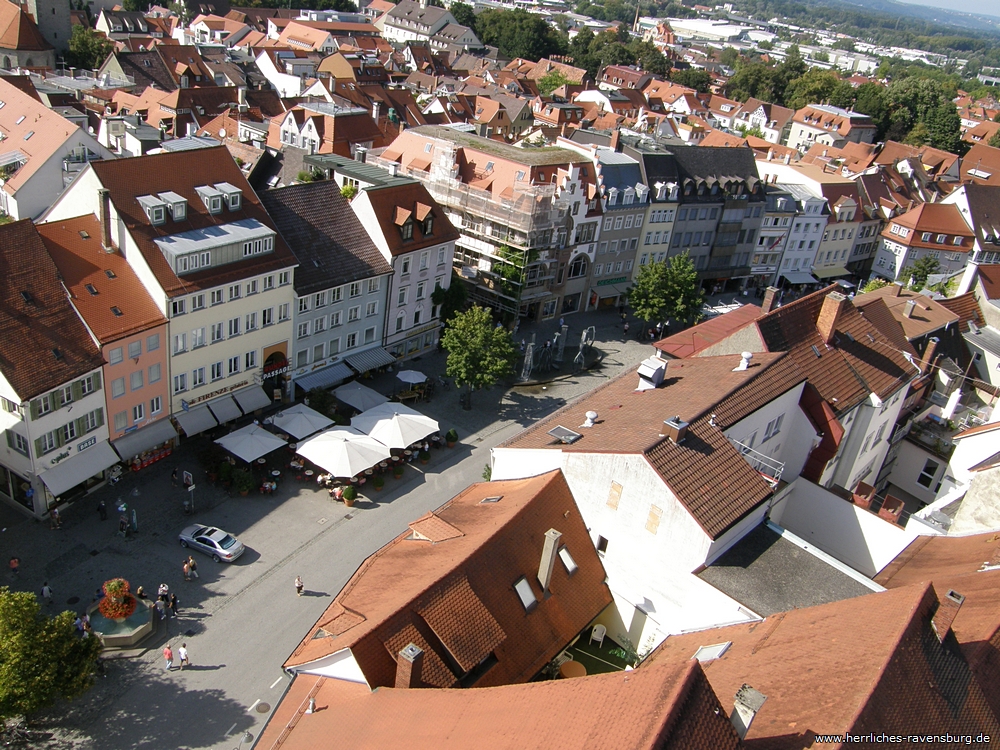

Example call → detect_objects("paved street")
1 307 652 750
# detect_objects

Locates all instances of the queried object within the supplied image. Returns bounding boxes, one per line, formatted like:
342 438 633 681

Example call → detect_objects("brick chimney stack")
760 286 780 315
537 528 562 595
99 188 113 253
920 336 939 375
931 590 966 643
395 643 424 689
816 292 850 346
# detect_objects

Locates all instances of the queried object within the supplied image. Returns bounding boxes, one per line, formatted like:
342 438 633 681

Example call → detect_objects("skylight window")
111 306 123 317
513 577 537 611
692 642 731 662
23 131 33 141
105 269 117 279
85 284 98 295
480 495 502 504
15 115 24 124
0 101 6 109
558 546 577 575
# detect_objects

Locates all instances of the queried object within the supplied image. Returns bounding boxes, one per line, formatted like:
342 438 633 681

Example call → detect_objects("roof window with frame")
513 576 537 612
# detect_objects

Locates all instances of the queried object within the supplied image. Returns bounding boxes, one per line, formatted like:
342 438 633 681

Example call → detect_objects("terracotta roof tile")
256 658 740 750
359 180 460 257
874 533 1000 588
647 584 1000 746
0 0 52 51
854 284 959 341
37 215 166 344
653 303 761 358
415 572 506 672
408 512 463 542
285 471 612 690
90 146 298 298
976 264 1000 300
0 220 104 399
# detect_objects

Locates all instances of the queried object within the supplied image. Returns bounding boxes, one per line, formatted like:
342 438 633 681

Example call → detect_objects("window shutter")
29 400 38 420
54 428 64 448
94 409 104 428
92 372 102 392
72 380 83 401
48 394 57 413
34 437 43 456
75 417 85 438
5 431 12 449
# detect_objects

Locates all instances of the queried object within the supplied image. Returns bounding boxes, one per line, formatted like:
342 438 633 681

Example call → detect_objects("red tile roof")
875 533 1000 589
653 303 761 358
285 471 612 690
359 180 459 257
976 264 1000 300
0 0 52 51
647 583 1000 746
754 286 917 415
853 284 959 341
503 352 801 538
256 658 741 750
37 215 166 344
89 146 298 298
0 220 104 399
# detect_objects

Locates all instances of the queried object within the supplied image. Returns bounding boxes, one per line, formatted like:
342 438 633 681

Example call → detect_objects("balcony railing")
729 438 785 487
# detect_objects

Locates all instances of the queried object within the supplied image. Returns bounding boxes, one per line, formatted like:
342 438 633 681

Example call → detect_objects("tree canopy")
670 68 712 93
449 1 476 29
431 273 468 326
0 588 102 721
475 9 566 61
66 26 115 70
903 256 941 291
441 306 517 403
628 252 704 328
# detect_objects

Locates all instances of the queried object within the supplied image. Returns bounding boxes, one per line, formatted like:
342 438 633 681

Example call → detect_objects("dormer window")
422 215 434 235
401 219 414 240
137 194 168 225
214 183 242 211
158 191 187 221
195 185 225 214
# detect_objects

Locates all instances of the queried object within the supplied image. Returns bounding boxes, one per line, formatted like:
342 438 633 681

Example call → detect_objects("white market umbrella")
297 426 391 478
351 402 439 450
270 403 334 440
215 424 287 463
396 369 427 385
334 381 389 412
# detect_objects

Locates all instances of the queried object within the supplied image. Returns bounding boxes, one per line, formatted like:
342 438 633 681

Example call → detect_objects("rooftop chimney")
537 528 562 594
931 590 966 643
888 283 902 297
99 188 113 253
730 684 767 740
920 336 939 375
851 480 876 510
957 251 981 296
903 299 917 318
609 128 621 152
878 495 905 526
387 161 399 177
760 286 779 315
395 643 424 689
732 351 753 372
660 415 688 444
817 292 850 346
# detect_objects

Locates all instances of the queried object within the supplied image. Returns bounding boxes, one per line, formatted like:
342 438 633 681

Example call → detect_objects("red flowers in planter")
98 578 137 620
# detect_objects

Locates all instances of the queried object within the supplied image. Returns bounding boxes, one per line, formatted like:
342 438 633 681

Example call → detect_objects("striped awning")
295 362 353 392
346 347 397 374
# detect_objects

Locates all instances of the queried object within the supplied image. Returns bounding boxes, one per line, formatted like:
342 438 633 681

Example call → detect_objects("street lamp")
233 731 253 750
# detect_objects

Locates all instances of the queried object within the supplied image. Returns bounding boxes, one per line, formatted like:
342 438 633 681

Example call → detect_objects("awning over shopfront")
346 347 397 374
174 405 217 437
39 442 119 497
296 362 353 392
233 385 272 414
782 271 819 285
208 396 241 423
813 265 850 280
112 418 178 461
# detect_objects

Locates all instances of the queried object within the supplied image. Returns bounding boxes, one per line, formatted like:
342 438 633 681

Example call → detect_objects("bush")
342 484 357 501
232 468 254 493
446 428 458 443
419 450 430 462
218 461 233 483
372 475 384 489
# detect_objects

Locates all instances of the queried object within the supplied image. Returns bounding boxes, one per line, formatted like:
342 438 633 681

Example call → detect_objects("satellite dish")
218 129 226 138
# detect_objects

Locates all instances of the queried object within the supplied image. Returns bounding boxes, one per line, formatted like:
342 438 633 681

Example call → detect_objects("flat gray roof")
698 524 874 616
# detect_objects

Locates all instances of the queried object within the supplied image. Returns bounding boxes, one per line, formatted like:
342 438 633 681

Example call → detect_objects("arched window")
395 311 406 332
568 254 588 279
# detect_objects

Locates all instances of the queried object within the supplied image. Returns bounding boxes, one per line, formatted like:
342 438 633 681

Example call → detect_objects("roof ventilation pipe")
732 351 753 372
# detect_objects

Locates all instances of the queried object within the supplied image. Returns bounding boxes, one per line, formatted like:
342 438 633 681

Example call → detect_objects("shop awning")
782 271 819 285
175 405 217 437
296 362 353 392
233 385 271 413
346 347 397 374
39 442 119 497
813 265 850 280
208 396 241 423
112 418 178 461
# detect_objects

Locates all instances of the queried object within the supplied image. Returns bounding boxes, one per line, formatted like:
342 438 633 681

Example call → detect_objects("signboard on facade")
596 276 628 287
77 436 97 452
186 379 250 407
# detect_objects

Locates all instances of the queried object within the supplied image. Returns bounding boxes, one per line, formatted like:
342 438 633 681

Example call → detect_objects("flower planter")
239 490 249 497
446 441 455 448
344 497 356 507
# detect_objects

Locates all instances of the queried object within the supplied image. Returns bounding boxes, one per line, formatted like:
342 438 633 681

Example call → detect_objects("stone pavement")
0 303 656 749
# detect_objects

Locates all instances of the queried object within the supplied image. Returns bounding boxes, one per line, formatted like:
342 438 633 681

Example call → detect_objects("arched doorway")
262 351 288 399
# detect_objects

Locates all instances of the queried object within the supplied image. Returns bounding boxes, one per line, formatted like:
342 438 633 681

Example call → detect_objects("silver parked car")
178 525 245 563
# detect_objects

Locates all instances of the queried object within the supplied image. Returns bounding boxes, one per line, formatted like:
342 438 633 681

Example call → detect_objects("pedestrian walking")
136 586 147 600
169 593 179 617
40 582 52 603
295 576 304 596
622 322 629 340
171 468 178 487
558 316 565 328
163 645 173 671
8 556 18 576
187 556 199 580
155 599 166 620
178 643 189 669
50 508 61 529
97 500 107 521
182 561 191 581
158 583 169 599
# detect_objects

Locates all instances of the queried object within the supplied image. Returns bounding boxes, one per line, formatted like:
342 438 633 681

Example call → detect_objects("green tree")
670 68 711 93
853 82 889 138
537 70 569 96
989 131 1000 148
662 251 704 327
340 184 357 201
441 306 516 406
627 259 670 330
860 278 890 294
724 61 776 103
474 9 566 61
903 122 931 147
431 273 468 326
449 1 476 30
812 50 830 63
782 69 840 111
832 38 856 52
925 104 963 154
0 588 102 721
66 26 115 70
719 47 740 69
626 39 670 76
736 123 767 139
902 256 941 291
